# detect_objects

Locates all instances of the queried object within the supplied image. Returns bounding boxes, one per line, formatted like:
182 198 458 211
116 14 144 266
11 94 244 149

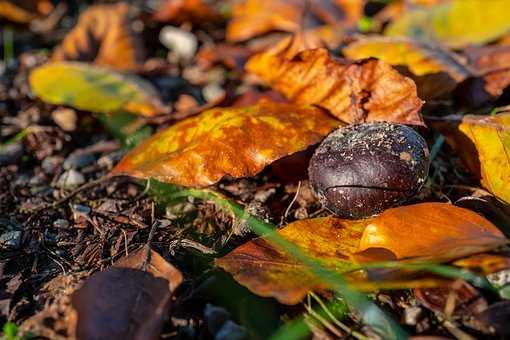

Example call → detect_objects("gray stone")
0 142 23 166
63 152 95 170
57 169 85 189
0 230 21 250
215 321 248 340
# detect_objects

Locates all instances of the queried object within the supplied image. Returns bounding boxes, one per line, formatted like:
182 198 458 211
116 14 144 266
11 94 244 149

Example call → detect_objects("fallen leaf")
51 3 145 71
356 203 505 262
343 36 470 99
216 216 366 304
29 62 168 117
153 0 221 25
246 40 424 125
385 0 510 49
0 0 52 23
459 45 510 106
113 99 339 187
197 44 253 71
69 246 182 340
435 113 510 205
453 254 510 274
226 0 356 42
217 203 505 304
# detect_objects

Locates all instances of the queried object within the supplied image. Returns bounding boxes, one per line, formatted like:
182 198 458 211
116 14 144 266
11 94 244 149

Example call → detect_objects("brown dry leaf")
69 246 182 340
0 0 52 23
434 113 510 204
113 99 339 187
226 0 359 42
153 0 221 25
343 36 470 99
414 280 488 316
217 203 505 304
246 39 425 125
460 45 510 106
51 3 145 71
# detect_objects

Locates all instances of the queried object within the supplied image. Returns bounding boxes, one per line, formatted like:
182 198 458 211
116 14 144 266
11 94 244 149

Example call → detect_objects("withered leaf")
459 45 510 106
343 36 470 99
29 62 168 117
435 113 510 205
246 40 425 125
217 203 505 304
51 3 145 71
69 246 182 340
385 0 510 49
226 0 356 42
0 0 52 23
113 100 339 187
153 0 221 25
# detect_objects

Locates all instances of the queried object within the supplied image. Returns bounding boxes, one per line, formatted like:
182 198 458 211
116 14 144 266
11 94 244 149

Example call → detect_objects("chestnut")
308 122 429 219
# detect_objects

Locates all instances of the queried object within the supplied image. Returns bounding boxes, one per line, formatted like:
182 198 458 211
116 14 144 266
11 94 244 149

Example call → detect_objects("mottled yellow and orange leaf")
113 100 339 187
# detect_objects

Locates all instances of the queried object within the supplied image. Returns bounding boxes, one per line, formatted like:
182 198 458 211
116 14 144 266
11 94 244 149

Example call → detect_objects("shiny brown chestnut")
308 122 429 219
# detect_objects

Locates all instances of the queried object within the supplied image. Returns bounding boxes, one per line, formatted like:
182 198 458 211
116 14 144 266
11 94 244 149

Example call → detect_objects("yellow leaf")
343 36 471 99
458 114 510 204
0 0 52 23
385 0 510 48
29 62 168 117
113 100 339 187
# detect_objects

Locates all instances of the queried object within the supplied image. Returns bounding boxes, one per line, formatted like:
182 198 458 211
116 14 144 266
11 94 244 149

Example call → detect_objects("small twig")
142 202 157 271
281 181 301 225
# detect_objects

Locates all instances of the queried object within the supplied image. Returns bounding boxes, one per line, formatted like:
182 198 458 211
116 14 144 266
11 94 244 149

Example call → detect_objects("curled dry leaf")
385 0 510 49
459 45 510 106
69 246 182 340
29 62 168 117
51 3 145 71
0 0 53 23
226 0 358 42
217 203 505 304
113 100 339 187
153 0 221 25
246 39 424 126
435 113 510 204
453 254 510 274
343 36 470 99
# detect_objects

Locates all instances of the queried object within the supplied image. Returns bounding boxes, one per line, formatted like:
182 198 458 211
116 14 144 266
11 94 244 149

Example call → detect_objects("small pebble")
53 219 69 229
0 142 23 166
0 230 21 250
51 108 77 131
41 156 62 174
57 169 85 189
160 26 198 60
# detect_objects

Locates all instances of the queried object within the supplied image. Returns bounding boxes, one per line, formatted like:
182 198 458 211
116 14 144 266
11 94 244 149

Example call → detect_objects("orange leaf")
153 0 221 25
343 36 470 99
217 203 505 304
0 0 52 23
246 40 425 125
226 0 358 42
51 3 145 71
113 100 339 187
356 203 506 262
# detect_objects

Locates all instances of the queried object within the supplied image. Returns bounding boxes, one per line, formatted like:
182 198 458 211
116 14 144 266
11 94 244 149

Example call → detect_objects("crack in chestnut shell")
308 122 430 219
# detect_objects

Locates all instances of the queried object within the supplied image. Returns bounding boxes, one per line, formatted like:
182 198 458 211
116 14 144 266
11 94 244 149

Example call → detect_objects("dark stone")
308 122 429 219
